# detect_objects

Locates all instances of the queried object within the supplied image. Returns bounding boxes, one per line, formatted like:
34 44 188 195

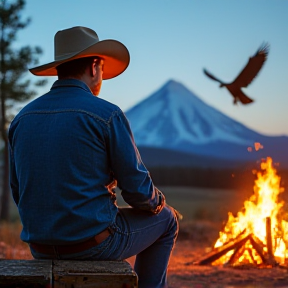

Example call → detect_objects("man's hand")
166 203 183 220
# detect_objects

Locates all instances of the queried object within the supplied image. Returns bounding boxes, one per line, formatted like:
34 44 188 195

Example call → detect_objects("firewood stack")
193 217 279 267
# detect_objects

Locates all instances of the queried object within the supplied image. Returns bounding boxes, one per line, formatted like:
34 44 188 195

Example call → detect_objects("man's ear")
90 62 96 77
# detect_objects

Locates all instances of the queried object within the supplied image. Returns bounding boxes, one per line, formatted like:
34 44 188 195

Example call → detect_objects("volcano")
125 80 288 169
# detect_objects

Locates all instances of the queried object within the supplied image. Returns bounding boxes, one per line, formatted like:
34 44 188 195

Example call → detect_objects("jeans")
30 206 179 288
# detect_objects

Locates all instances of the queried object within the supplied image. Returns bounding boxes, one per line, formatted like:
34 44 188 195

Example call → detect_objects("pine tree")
0 0 46 221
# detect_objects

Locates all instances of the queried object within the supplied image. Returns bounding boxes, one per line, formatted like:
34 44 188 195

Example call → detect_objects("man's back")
9 79 120 244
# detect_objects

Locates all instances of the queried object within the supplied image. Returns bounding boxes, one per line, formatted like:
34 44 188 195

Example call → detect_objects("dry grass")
3 186 288 287
3 186 243 260
0 221 32 259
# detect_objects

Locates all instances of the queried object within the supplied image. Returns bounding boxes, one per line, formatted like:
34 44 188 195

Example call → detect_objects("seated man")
8 26 178 288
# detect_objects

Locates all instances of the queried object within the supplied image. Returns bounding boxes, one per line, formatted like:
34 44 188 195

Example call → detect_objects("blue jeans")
30 206 179 288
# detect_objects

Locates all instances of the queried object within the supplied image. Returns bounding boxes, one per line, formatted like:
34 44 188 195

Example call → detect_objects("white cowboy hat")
29 26 130 80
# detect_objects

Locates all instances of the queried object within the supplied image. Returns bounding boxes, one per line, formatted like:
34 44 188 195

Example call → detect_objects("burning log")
266 216 277 266
220 228 247 248
266 217 273 257
193 233 251 265
247 248 258 265
193 232 278 267
227 243 247 266
249 235 266 264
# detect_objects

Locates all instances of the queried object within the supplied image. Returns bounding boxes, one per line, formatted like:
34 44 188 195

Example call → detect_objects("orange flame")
213 157 288 265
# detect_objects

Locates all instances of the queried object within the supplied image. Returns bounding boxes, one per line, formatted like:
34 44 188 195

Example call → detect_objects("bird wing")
232 43 269 88
203 68 224 84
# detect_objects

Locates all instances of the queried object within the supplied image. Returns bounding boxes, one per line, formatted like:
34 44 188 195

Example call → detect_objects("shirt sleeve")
8 138 19 206
106 109 165 214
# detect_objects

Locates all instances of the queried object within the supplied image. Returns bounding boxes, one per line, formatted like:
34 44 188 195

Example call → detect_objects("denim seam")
120 210 172 234
12 109 114 126
107 110 123 126
127 217 171 234
118 232 131 260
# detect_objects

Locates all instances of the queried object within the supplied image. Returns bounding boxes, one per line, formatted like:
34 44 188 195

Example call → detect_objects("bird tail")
237 89 254 104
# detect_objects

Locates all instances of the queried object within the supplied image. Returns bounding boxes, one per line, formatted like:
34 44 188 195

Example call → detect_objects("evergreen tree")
0 0 46 221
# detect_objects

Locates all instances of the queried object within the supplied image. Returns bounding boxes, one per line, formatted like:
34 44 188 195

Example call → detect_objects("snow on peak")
125 80 260 150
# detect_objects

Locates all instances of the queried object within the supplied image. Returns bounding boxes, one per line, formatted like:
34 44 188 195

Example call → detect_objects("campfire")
195 157 288 267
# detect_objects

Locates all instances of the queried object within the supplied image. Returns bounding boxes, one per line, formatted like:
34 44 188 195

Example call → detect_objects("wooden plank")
0 259 52 287
53 260 138 288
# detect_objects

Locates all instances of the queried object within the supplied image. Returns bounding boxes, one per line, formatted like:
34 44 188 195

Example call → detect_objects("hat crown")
29 26 130 79
54 26 99 61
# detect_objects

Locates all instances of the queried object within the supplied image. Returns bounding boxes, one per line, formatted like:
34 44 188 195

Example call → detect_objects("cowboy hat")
29 26 130 80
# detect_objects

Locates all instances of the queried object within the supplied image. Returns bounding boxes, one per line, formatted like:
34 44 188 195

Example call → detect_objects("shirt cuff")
151 188 166 214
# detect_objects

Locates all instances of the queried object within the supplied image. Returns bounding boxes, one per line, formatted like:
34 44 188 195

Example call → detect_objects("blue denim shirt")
9 79 163 245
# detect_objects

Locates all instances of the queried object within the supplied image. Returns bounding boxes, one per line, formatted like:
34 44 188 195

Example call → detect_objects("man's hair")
56 57 99 79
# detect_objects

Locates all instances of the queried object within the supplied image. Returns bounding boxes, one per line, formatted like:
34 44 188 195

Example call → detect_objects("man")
8 26 178 288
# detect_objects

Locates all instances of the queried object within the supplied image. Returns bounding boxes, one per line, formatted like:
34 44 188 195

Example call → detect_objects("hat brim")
29 39 130 80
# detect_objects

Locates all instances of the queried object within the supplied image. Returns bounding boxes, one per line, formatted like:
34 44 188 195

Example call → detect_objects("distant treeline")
148 166 288 191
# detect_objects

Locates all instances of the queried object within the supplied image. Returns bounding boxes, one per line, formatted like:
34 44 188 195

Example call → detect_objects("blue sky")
16 0 288 136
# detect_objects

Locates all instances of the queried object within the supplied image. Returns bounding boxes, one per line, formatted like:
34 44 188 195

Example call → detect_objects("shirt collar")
51 79 92 94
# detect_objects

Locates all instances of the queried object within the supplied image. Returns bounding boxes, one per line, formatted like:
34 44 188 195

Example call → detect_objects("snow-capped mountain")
125 80 288 168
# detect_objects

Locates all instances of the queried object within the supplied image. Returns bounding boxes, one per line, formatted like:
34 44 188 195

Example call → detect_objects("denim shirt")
9 79 163 245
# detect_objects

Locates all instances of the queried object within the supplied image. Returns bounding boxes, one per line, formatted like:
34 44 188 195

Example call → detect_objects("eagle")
203 43 269 105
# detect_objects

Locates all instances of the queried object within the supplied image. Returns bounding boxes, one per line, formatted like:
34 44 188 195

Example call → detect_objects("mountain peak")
161 79 195 97
157 79 211 109
125 80 261 153
164 79 182 89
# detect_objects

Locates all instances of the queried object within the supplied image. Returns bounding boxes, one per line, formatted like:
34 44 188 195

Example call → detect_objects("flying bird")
203 43 269 105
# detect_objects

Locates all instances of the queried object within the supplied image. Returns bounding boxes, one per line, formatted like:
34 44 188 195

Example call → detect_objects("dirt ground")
167 220 288 288
4 183 288 287
2 220 288 288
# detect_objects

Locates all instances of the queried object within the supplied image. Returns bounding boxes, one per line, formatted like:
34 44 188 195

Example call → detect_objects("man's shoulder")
78 96 124 123
10 96 46 123
94 96 120 110
10 84 124 126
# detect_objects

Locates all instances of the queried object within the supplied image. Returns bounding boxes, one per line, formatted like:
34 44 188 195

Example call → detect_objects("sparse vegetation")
0 221 31 259
2 185 288 287
2 186 243 259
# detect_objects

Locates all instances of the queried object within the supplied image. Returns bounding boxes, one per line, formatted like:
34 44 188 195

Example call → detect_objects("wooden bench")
0 259 138 287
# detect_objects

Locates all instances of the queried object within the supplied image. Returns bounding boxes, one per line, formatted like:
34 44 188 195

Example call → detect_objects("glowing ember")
254 142 264 151
213 157 288 266
248 142 264 152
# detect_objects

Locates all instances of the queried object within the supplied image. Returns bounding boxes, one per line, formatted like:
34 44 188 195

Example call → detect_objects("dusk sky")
17 0 288 136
